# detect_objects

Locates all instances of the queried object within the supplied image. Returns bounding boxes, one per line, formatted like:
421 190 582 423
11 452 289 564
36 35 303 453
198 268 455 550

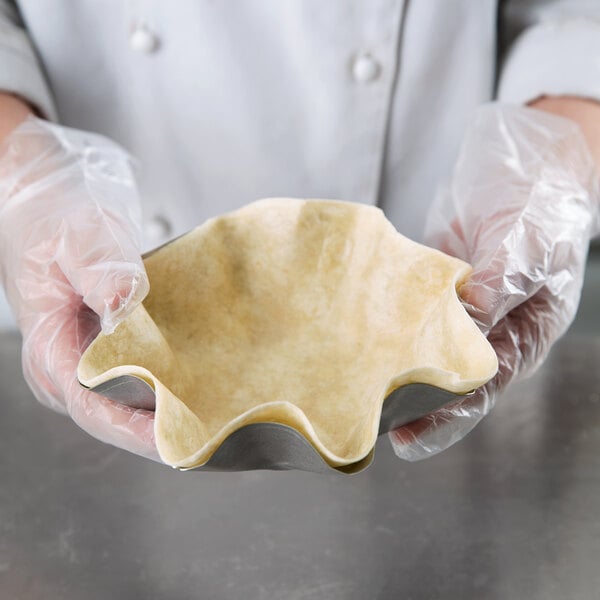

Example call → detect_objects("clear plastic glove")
0 116 157 460
390 103 600 461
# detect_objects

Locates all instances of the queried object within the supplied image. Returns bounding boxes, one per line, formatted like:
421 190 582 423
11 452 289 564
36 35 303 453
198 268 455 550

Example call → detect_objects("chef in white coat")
0 0 598 461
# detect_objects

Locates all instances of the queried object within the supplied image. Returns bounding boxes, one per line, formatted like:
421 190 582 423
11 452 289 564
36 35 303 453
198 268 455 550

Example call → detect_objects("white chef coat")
1 0 600 329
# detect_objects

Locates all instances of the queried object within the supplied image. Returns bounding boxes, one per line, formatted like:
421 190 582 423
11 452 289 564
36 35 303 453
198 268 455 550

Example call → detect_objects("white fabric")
498 18 600 103
0 0 599 329
0 2 56 119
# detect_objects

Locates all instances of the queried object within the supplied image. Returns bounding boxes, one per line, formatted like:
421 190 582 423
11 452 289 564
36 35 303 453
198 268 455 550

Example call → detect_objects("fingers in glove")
389 388 492 461
389 284 572 461
23 298 158 460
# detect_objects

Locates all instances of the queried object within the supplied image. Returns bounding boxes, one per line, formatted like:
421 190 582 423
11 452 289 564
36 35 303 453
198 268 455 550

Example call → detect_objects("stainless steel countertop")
1 255 599 600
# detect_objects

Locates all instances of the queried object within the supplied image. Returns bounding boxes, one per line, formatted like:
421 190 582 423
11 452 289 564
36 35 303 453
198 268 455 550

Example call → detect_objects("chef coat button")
352 54 380 83
144 215 172 244
129 25 159 54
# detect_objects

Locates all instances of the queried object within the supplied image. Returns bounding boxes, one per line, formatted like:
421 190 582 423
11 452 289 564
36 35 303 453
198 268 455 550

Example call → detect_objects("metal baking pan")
89 376 468 473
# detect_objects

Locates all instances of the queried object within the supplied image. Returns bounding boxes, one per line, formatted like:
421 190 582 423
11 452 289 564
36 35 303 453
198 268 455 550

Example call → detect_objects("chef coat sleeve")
497 0 600 104
0 0 56 119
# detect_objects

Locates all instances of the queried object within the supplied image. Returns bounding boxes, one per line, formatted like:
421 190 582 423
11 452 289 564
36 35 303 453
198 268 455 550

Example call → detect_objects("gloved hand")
390 103 600 461
0 116 157 460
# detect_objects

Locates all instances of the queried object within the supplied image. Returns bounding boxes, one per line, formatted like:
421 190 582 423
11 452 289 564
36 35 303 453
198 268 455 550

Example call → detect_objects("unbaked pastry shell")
78 199 498 469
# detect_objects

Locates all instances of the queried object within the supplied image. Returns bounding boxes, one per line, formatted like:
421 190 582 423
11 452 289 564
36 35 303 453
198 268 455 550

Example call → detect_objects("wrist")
529 95 600 168
0 93 34 143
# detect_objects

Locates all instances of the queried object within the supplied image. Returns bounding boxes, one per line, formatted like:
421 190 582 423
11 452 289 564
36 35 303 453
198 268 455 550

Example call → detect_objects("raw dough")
78 199 498 468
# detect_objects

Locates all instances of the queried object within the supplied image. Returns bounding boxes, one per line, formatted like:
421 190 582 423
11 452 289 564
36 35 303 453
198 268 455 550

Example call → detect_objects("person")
0 1 598 463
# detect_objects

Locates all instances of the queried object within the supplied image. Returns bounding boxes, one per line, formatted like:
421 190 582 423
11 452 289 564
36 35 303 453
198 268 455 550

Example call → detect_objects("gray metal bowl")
88 377 467 473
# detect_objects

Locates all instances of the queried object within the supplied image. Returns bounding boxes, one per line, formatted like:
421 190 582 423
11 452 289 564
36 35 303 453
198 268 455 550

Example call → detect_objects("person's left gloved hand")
390 103 600 461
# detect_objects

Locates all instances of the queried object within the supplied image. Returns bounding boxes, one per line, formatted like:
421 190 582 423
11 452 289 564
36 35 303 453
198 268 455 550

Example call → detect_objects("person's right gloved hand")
0 116 158 460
